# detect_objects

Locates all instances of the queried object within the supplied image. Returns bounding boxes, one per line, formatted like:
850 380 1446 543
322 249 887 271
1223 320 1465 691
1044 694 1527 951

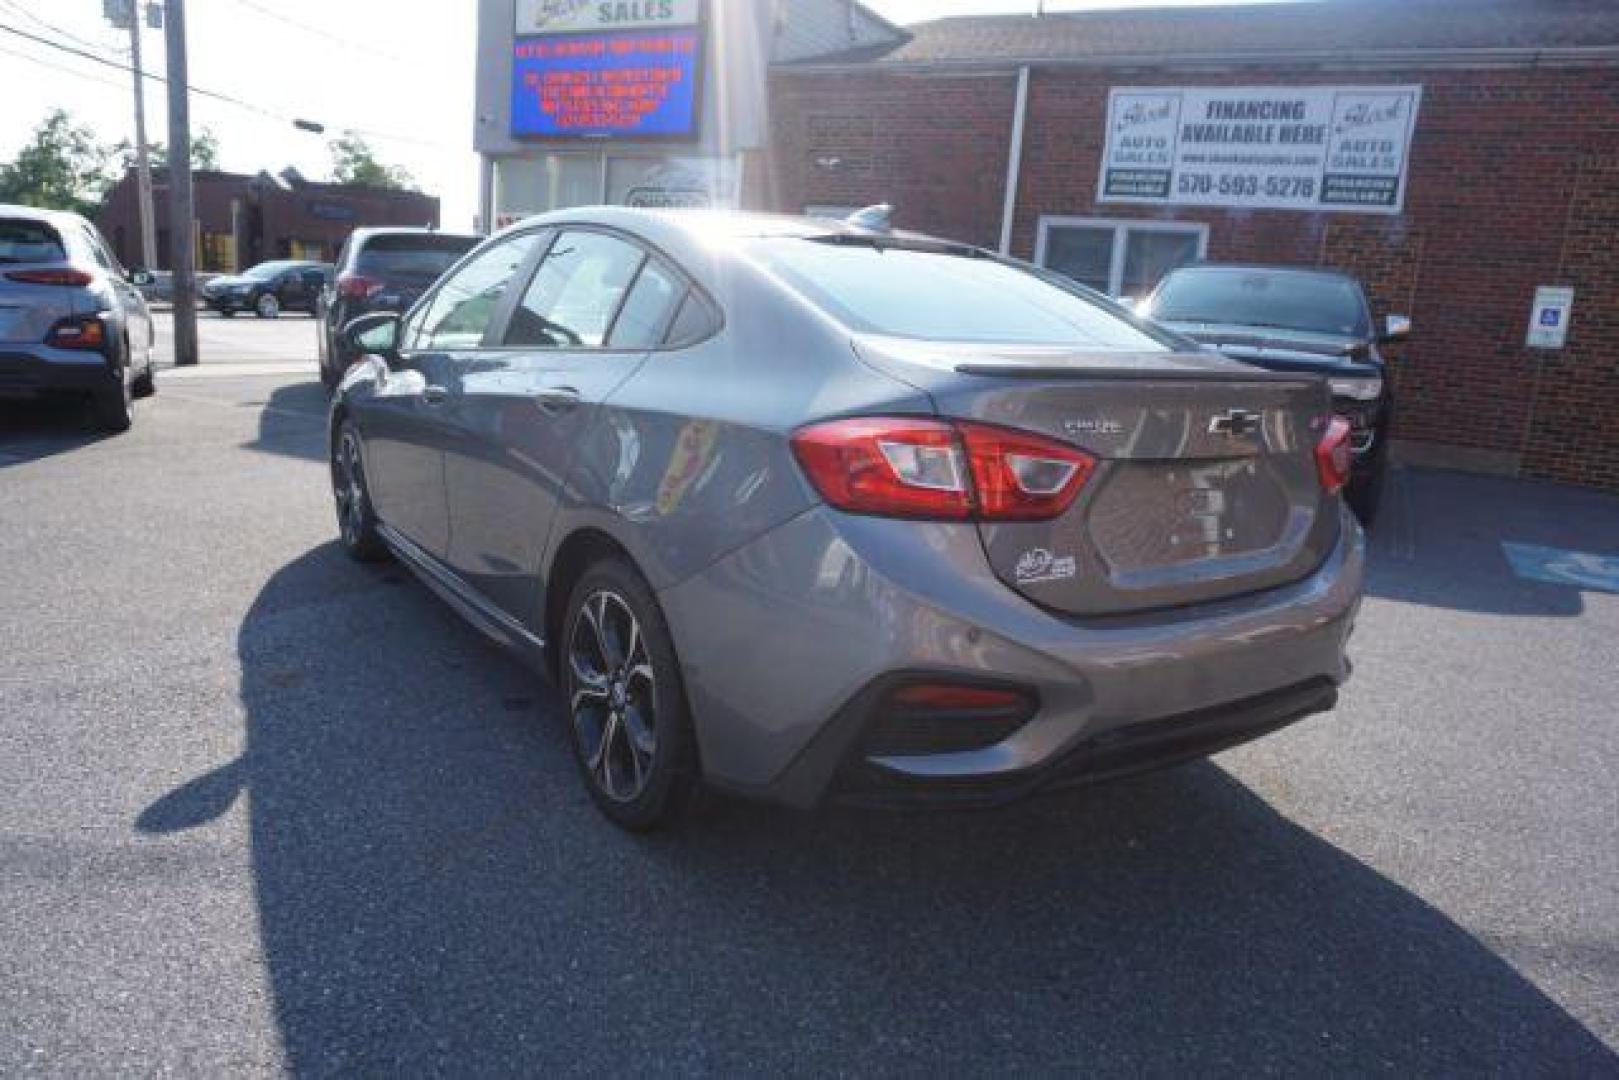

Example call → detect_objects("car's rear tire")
331 420 389 563
561 558 699 831
218 309 235 318
131 347 156 400
256 294 280 319
92 363 134 433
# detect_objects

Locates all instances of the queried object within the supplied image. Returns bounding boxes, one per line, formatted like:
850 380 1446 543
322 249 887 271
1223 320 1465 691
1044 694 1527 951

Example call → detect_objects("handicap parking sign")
1503 542 1619 594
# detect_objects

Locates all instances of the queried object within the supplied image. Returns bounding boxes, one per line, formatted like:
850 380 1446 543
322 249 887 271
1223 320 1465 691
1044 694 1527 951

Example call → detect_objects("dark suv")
1139 264 1407 524
317 228 481 388
201 260 332 319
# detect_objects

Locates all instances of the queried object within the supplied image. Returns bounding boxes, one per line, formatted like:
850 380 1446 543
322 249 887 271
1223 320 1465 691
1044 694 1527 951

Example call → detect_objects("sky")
0 0 1281 230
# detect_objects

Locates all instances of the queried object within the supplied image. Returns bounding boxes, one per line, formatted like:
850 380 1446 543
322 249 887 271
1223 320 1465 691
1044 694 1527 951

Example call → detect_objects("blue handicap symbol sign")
1503 542 1619 594
1540 308 1562 327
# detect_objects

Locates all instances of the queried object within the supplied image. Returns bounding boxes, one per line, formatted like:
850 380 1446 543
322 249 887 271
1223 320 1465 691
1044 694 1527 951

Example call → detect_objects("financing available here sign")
1099 85 1422 214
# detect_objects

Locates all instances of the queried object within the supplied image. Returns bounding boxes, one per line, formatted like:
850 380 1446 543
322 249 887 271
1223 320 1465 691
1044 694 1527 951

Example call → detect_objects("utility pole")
127 3 158 272
163 0 198 366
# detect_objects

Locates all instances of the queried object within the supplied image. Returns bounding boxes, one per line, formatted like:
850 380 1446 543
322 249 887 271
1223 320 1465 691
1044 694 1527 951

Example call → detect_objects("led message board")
511 30 701 139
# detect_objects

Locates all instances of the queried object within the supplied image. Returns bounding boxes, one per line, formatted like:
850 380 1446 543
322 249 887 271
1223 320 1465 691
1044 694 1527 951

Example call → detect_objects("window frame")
403 228 552 354
1033 216 1209 299
481 222 722 355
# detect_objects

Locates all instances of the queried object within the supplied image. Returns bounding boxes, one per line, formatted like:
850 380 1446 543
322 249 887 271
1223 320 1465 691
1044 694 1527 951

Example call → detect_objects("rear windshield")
0 219 67 264
746 238 1171 349
356 235 480 281
1150 269 1369 337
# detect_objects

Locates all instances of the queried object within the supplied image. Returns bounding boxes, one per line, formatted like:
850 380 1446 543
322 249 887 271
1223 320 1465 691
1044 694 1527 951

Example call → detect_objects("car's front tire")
562 558 699 831
331 420 389 562
255 293 280 319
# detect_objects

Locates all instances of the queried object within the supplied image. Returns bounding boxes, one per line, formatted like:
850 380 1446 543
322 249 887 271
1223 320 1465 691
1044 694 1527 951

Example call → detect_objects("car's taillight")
1316 415 1354 494
959 423 1096 520
6 268 94 287
791 416 1096 521
46 316 107 351
337 273 383 300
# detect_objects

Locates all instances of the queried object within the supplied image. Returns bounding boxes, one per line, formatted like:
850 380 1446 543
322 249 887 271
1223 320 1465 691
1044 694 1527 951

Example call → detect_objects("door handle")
422 384 449 405
535 386 581 413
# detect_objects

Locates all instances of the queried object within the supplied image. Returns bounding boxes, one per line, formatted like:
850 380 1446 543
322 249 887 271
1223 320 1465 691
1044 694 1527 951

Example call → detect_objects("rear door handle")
535 386 581 414
422 385 449 405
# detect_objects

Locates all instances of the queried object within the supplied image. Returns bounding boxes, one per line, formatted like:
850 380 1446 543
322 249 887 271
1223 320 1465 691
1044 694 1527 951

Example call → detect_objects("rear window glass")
0 219 66 264
356 234 480 281
746 239 1169 349
1150 270 1369 337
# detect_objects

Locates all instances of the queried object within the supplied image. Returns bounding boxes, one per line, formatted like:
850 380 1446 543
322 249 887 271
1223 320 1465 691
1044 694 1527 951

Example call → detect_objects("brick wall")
768 64 1619 491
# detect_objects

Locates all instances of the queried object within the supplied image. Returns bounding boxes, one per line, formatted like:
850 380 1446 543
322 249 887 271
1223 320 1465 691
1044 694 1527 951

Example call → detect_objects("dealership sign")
1099 86 1422 214
515 0 700 35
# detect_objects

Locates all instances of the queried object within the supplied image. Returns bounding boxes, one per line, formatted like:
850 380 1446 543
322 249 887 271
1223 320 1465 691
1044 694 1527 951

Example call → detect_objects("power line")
0 0 123 58
0 20 283 121
0 20 455 149
221 0 417 65
0 40 132 94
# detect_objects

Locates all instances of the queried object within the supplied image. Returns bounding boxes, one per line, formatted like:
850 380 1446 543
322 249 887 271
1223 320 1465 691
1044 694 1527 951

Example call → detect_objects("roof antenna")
846 204 894 232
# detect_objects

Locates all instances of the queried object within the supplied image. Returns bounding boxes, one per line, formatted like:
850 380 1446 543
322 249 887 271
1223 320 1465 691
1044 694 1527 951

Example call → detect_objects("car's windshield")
0 218 67 264
745 238 1172 349
1150 269 1369 337
356 235 480 283
241 261 300 281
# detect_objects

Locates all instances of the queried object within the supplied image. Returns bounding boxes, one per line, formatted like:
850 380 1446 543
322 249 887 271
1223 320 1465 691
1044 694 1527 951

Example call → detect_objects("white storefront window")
1035 217 1208 302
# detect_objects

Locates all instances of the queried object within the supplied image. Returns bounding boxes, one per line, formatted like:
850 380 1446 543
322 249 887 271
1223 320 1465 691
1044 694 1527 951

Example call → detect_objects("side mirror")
345 312 401 359
128 267 154 287
1381 314 1411 343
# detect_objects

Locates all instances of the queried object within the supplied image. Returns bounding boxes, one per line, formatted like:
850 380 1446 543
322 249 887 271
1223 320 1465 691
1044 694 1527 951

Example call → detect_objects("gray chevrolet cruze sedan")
330 208 1364 830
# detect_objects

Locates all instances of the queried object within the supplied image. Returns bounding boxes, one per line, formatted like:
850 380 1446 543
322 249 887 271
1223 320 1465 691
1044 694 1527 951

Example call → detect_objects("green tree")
0 109 113 216
114 127 222 173
328 132 415 191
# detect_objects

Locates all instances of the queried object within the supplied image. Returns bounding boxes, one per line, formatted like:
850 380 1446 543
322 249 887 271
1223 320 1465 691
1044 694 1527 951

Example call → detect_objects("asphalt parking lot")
1 314 1616 1075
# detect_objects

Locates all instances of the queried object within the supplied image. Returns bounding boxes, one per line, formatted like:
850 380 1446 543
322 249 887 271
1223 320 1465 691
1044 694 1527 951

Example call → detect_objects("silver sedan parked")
0 204 156 431
329 208 1364 830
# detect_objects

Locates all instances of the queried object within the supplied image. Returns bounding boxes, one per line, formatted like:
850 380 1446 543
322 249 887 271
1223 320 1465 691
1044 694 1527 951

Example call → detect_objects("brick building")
97 167 440 275
762 0 1619 491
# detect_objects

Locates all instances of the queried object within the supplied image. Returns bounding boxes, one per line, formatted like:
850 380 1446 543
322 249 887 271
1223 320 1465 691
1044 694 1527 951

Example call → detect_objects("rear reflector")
890 684 1034 715
6 268 94 287
1316 415 1354 494
792 416 1095 522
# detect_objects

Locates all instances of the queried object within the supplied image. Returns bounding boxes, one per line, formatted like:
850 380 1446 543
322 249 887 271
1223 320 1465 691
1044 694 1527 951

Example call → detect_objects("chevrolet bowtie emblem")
1208 409 1263 438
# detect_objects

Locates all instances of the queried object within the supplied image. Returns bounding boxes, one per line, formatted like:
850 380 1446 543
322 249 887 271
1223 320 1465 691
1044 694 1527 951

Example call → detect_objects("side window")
77 227 116 272
413 233 542 351
503 230 645 348
607 260 681 348
664 290 719 347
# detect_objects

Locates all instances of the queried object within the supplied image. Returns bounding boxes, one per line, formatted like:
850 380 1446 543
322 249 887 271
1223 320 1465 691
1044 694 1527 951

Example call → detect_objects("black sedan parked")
317 228 481 389
201 260 332 319
1139 264 1406 524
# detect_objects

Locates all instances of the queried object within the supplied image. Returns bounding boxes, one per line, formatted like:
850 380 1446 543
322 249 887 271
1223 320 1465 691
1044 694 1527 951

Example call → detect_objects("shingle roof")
790 0 1619 67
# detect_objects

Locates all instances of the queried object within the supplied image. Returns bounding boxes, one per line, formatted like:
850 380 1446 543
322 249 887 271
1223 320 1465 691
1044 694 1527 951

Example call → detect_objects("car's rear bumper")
0 348 118 398
659 505 1364 809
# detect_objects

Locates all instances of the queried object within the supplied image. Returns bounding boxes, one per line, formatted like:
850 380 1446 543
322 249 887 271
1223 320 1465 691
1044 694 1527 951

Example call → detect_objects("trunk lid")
0 272 76 345
853 337 1341 616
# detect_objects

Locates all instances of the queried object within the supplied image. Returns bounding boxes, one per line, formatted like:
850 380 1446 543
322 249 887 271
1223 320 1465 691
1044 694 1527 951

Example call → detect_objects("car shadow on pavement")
134 543 1617 1074
242 381 330 464
1364 466 1618 617
0 398 112 466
